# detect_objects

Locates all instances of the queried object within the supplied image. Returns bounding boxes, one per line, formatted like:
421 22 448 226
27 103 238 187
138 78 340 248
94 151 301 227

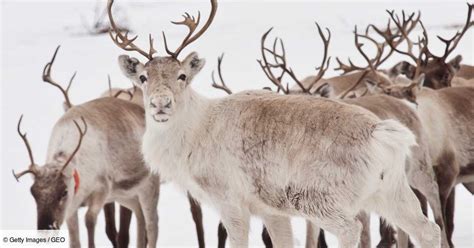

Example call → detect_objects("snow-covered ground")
1 0 473 247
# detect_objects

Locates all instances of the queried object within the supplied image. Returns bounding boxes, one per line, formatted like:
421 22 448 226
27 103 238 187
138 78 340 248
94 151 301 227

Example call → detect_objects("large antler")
12 115 39 181
211 53 233 95
42 46 76 111
337 11 421 75
258 23 331 94
436 3 473 61
163 0 218 59
304 23 332 92
107 0 156 60
61 117 88 172
334 26 386 98
257 28 292 94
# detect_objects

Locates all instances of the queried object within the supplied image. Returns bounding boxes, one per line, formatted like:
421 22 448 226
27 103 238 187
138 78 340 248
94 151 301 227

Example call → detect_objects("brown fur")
298 70 392 96
456 64 474 80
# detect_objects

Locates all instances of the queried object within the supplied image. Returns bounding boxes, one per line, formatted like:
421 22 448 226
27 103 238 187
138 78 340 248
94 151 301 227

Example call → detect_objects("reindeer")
109 0 441 247
13 46 161 248
12 95 160 248
380 3 473 89
40 53 135 248
254 24 450 248
40 47 136 248
362 79 474 248
100 77 207 248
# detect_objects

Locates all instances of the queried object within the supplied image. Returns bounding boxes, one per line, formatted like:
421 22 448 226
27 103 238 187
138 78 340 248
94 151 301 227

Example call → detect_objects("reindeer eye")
178 74 186 81
61 190 68 199
139 75 147 84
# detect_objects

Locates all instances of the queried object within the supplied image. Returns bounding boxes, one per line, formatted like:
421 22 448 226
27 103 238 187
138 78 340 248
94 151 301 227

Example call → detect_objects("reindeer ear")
118 55 145 87
314 82 334 98
364 79 381 94
182 52 205 83
390 61 416 79
414 74 425 89
448 55 462 71
405 74 425 98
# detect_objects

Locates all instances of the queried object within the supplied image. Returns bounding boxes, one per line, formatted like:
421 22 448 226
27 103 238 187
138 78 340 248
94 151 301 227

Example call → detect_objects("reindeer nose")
149 99 158 109
162 97 172 108
149 96 172 109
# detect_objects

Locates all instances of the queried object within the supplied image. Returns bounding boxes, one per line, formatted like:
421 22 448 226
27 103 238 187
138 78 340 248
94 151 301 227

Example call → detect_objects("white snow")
1 0 472 247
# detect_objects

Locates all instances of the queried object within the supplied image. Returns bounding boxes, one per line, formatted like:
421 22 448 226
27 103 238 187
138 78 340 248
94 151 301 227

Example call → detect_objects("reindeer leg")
187 192 205 248
304 220 328 248
315 215 363 248
218 206 250 248
406 152 450 248
398 189 428 248
304 220 320 248
118 198 147 248
85 192 107 248
368 181 440 248
317 229 328 248
261 225 273 248
445 190 456 248
357 212 371 248
434 152 459 248
103 203 118 248
117 206 132 248
138 180 160 248
260 215 291 248
66 210 81 248
217 222 227 248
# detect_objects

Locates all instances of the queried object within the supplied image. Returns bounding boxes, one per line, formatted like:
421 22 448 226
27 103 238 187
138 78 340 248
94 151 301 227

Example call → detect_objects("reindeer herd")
11 0 473 247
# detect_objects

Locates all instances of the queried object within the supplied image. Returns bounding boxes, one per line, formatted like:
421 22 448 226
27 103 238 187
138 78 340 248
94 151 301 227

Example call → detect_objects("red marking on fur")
73 169 80 194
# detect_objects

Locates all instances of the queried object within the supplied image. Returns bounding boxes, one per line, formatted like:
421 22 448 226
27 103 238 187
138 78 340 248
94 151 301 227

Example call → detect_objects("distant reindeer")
255 25 449 248
363 79 474 248
455 64 474 81
382 3 473 89
109 1 441 247
13 47 160 248
292 10 422 98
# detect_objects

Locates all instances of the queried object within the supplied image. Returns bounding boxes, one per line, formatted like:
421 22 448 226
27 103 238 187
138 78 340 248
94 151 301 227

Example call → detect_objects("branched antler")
163 0 218 58
107 74 133 100
61 117 88 172
258 23 331 94
42 46 76 111
337 11 421 75
12 115 39 181
257 28 291 94
108 0 156 60
436 3 473 61
304 23 332 92
211 53 233 95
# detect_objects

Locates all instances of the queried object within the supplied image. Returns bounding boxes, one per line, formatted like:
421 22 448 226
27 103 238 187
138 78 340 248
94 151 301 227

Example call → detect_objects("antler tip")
12 169 19 182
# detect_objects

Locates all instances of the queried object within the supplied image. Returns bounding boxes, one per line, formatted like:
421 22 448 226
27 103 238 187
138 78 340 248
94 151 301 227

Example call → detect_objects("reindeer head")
390 55 462 89
108 0 216 124
381 4 473 89
13 116 87 229
118 54 205 123
364 74 425 106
